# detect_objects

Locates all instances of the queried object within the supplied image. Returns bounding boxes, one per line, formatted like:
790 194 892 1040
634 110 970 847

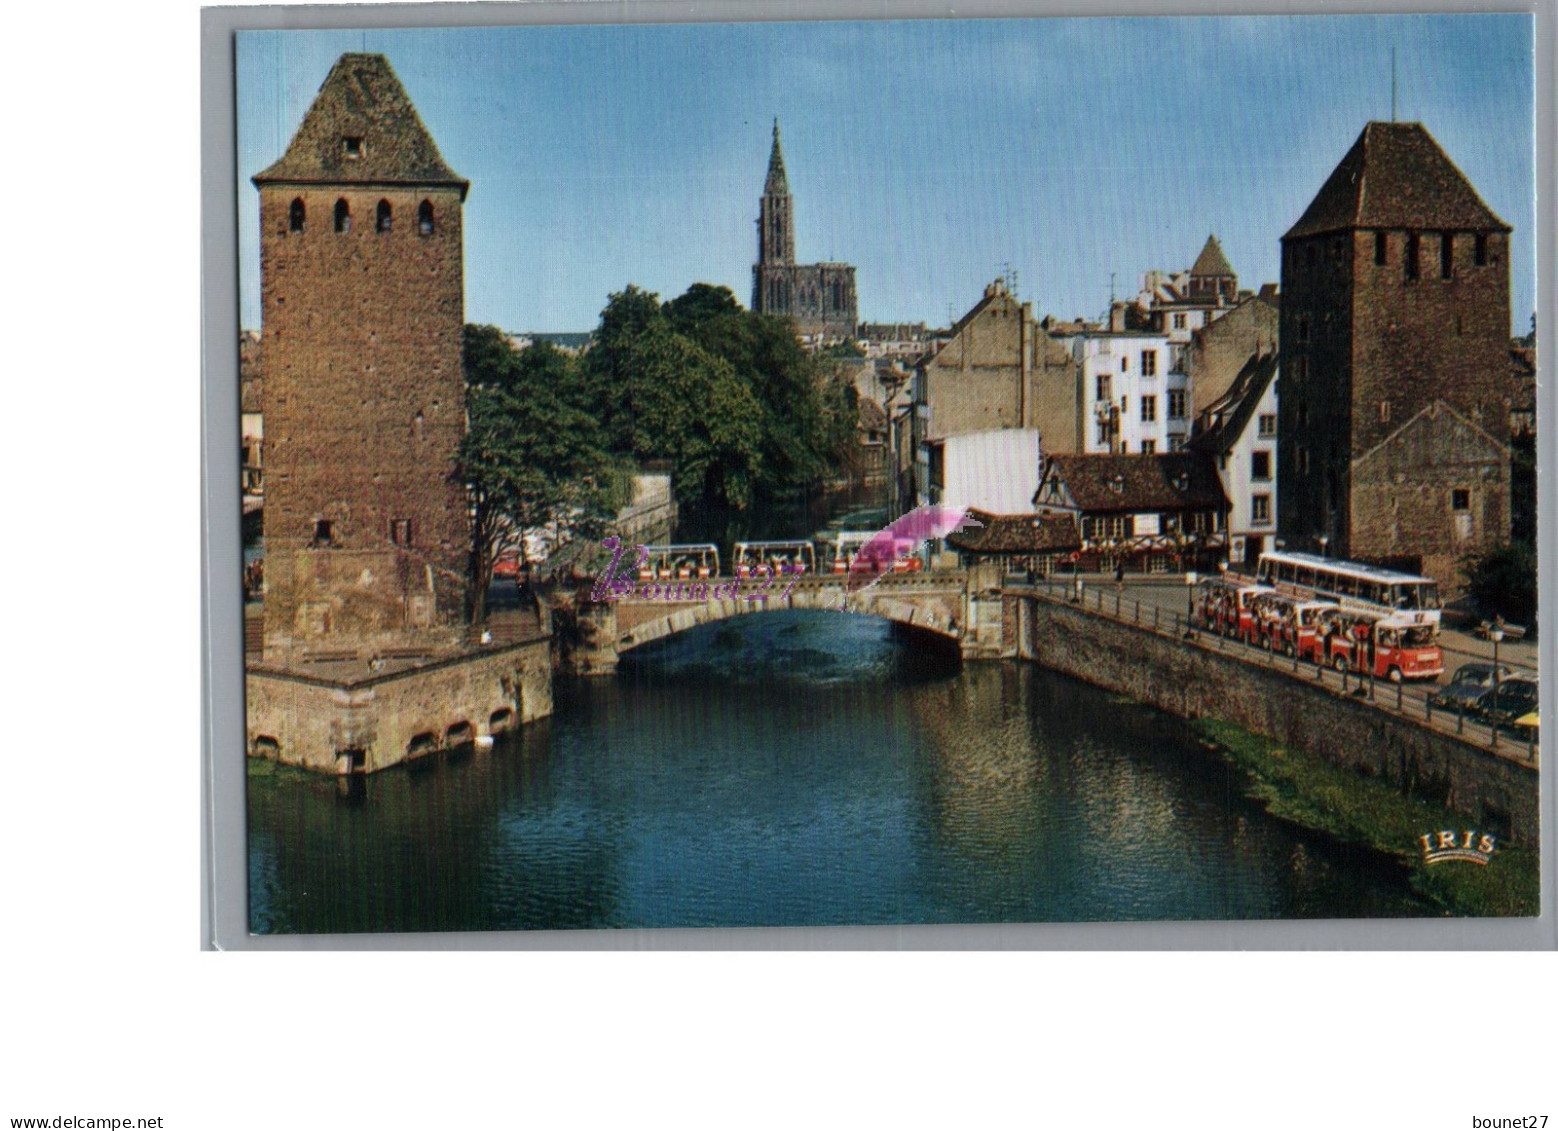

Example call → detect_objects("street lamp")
1184 570 1198 639
1317 534 1330 558
1490 625 1504 694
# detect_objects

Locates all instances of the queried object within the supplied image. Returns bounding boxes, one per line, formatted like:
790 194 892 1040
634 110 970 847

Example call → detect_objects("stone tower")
1188 234 1238 306
253 53 471 660
751 120 858 342
1277 121 1511 580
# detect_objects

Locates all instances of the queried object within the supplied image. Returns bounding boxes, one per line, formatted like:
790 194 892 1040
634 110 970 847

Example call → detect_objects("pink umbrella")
842 505 982 599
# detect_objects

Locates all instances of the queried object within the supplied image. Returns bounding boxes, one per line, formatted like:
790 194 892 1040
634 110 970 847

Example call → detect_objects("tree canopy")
460 326 631 621
583 283 857 541
459 285 859 613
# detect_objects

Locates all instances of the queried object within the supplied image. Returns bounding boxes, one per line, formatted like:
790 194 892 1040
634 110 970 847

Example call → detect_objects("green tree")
622 323 763 515
662 284 857 535
461 326 630 623
1460 541 1537 631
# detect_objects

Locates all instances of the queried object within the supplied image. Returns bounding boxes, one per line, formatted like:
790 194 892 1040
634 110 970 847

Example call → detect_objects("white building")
1058 330 1189 456
928 428 1043 516
1188 351 1279 568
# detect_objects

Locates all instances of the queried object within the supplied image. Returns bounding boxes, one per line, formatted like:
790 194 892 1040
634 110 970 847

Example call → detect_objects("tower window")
1404 233 1419 280
1440 232 1454 278
334 199 351 234
312 520 335 547
376 200 392 233
1379 400 1391 423
1252 451 1271 481
288 198 305 233
343 137 364 159
1297 315 1310 344
418 200 435 236
1452 489 1470 511
390 519 412 546
1475 234 1488 266
1374 231 1387 265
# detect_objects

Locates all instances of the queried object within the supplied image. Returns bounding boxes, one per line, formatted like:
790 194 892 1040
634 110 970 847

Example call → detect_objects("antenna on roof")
1391 46 1397 122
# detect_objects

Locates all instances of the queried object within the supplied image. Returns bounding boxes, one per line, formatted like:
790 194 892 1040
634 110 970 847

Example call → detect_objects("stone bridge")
566 566 1015 672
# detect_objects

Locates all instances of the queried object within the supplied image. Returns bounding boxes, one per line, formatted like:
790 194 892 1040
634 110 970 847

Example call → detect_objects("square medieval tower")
1277 121 1512 583
253 54 471 660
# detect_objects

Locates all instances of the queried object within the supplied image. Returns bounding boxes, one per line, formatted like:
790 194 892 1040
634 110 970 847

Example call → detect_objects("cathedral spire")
764 118 789 196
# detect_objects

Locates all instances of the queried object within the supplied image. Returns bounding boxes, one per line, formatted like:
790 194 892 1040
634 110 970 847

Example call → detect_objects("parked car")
1429 662 1520 711
1470 677 1539 728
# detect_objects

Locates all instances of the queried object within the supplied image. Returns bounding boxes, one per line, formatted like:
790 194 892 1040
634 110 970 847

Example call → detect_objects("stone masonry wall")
260 184 470 657
1020 595 1537 845
246 639 551 774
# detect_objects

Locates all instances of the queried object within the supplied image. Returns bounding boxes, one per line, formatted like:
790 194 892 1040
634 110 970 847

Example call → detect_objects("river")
247 609 1433 933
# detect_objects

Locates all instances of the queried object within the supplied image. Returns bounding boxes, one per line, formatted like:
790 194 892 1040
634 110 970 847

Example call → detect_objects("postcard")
227 11 1539 936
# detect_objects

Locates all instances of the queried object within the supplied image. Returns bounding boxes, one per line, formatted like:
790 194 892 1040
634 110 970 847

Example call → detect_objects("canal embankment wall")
246 638 552 774
1015 594 1538 846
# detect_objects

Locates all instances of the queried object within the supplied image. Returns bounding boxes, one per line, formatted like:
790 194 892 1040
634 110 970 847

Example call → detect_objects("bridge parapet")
560 568 1017 671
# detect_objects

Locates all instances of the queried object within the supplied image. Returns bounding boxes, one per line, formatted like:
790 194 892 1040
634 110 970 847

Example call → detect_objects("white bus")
638 544 721 580
1255 551 1441 627
733 540 817 578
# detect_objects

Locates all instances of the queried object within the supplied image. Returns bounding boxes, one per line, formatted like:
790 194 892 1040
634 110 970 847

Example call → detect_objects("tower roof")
764 119 789 196
253 53 469 199
1284 121 1507 241
1190 234 1234 278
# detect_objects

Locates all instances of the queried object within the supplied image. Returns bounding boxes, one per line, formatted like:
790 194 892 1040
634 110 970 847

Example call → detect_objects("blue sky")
236 14 1535 334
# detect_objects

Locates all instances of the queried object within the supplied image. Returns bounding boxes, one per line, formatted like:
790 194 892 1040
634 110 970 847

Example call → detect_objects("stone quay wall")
246 639 552 774
1017 594 1538 846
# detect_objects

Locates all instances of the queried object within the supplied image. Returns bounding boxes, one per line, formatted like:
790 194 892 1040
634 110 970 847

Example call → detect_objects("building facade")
1183 289 1280 419
253 53 472 659
1034 453 1229 573
1189 351 1280 567
1277 121 1512 582
1056 329 1187 455
909 279 1081 509
751 121 858 343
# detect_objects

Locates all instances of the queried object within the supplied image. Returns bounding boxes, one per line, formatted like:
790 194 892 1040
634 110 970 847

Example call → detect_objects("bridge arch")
610 583 964 655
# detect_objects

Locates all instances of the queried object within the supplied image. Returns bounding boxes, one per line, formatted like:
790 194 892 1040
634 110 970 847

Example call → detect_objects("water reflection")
248 609 1430 933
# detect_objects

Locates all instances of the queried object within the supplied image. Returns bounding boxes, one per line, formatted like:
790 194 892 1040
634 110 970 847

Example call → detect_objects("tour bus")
1197 574 1274 643
823 531 924 576
733 540 817 578
1247 591 1338 660
1255 551 1442 628
1314 606 1444 682
638 544 721 581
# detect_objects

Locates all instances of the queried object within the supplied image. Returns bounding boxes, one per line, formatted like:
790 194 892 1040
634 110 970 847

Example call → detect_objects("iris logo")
1418 829 1497 866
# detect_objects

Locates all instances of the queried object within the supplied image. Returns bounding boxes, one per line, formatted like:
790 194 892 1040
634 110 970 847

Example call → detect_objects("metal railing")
1017 576 1539 767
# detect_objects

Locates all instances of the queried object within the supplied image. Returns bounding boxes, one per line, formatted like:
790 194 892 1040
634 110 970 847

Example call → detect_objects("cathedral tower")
253 53 471 659
751 120 858 342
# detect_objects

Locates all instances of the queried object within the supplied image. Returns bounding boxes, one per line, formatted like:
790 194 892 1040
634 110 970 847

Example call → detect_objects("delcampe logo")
1418 829 1498 866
